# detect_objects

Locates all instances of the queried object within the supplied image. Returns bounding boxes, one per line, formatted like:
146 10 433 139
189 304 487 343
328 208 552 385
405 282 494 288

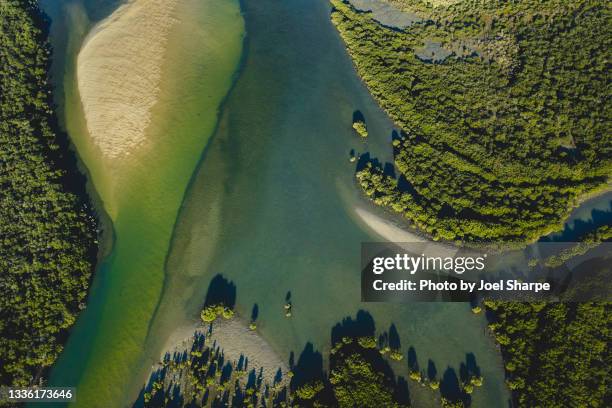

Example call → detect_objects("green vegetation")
295 380 325 400
142 332 287 408
200 304 235 323
333 4 611 405
0 0 97 387
316 336 407 407
357 336 377 349
329 353 399 407
389 349 404 361
541 225 611 267
141 329 405 407
352 119 368 138
141 311 493 407
408 370 422 382
331 0 611 242
485 301 610 406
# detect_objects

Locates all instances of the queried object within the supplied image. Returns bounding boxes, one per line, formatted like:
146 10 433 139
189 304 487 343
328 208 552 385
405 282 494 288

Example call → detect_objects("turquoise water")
38 0 244 406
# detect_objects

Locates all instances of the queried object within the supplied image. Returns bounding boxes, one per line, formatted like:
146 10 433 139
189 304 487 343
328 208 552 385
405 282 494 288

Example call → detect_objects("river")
39 0 610 407
146 0 510 406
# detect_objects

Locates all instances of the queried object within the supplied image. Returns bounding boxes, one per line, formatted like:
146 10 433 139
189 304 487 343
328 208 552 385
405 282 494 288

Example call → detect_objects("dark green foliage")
332 0 611 242
322 336 409 408
329 352 399 408
0 0 97 387
485 301 610 407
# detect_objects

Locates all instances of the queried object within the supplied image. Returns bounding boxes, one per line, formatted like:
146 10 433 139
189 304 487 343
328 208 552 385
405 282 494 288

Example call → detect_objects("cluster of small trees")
352 119 368 138
0 0 97 387
540 225 611 267
200 304 235 323
296 336 406 408
332 0 611 243
142 332 287 408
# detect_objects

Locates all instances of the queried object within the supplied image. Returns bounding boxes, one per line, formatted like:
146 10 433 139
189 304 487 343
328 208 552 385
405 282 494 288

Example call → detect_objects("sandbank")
77 0 178 159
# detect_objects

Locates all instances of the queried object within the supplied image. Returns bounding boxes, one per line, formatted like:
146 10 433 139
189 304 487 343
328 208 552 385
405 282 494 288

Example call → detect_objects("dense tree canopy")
485 301 610 407
0 0 97 387
328 350 400 407
332 0 611 243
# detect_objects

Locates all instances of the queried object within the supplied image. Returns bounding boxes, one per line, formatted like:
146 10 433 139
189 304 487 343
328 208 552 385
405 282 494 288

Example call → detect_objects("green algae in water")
40 0 245 406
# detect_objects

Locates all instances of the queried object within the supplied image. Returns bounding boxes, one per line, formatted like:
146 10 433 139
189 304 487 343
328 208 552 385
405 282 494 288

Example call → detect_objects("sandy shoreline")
156 317 289 387
77 0 179 159
353 206 461 258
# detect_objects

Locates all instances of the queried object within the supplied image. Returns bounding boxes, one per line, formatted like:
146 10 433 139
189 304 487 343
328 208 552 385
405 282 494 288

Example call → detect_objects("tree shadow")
427 359 437 381
273 387 288 407
246 369 257 389
231 384 244 408
465 353 481 379
388 324 401 350
397 174 418 195
290 342 325 390
383 162 396 178
352 110 365 123
331 309 375 345
204 274 236 308
391 130 402 142
440 367 470 406
250 304 259 321
541 203 612 242
378 332 388 349
288 351 295 368
274 368 283 385
356 152 380 172
354 151 396 179
220 362 233 384
407 347 419 372
395 376 411 406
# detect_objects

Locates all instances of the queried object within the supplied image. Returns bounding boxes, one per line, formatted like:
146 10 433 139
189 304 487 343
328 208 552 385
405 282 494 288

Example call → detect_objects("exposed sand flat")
77 0 179 159
208 318 290 385
354 206 426 243
354 206 460 258
159 318 289 387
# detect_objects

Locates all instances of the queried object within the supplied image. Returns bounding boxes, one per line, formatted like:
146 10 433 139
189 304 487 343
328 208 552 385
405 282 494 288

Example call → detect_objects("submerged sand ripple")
77 0 179 159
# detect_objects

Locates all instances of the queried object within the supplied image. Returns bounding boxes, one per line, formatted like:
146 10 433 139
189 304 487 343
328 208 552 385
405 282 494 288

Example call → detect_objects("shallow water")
155 0 510 406
543 192 612 242
350 0 421 28
39 0 244 406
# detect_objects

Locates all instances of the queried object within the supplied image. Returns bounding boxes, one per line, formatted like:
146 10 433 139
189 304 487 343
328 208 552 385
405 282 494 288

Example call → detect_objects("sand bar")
77 0 179 159
354 206 460 258
159 318 289 387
